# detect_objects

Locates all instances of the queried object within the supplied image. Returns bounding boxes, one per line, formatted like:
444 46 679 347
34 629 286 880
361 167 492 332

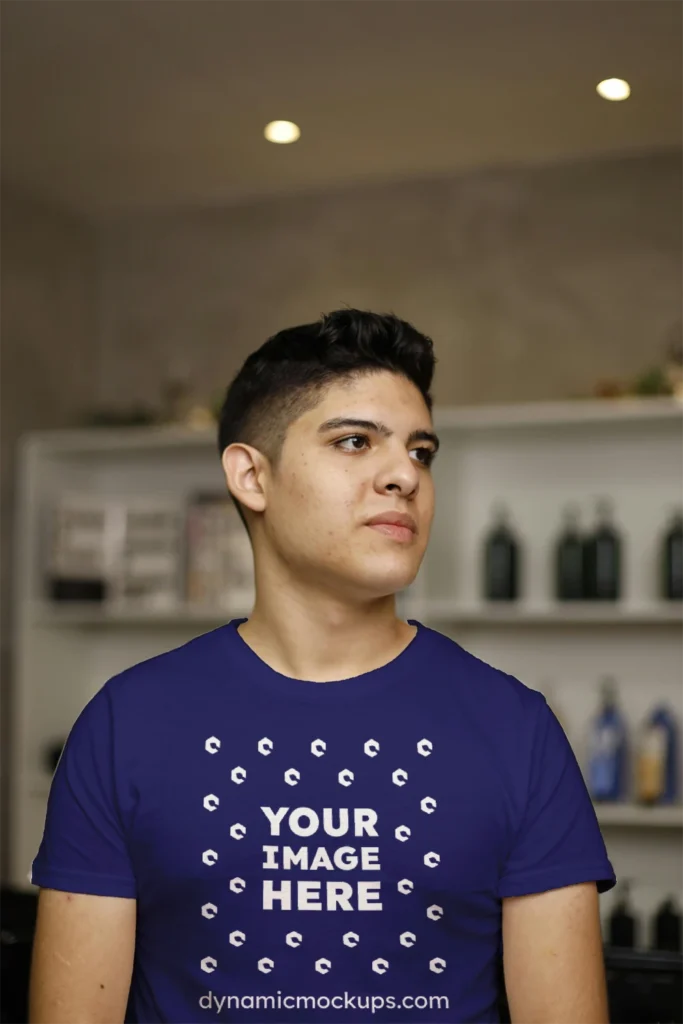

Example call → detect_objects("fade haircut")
217 308 436 531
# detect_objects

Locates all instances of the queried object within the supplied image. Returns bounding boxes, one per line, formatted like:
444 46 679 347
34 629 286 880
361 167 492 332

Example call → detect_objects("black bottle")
583 498 621 600
651 896 682 952
607 880 637 948
554 505 584 600
662 510 683 600
483 504 519 601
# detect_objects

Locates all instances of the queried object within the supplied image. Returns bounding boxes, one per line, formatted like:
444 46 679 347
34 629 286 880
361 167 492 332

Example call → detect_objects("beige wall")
0 183 97 880
96 149 682 411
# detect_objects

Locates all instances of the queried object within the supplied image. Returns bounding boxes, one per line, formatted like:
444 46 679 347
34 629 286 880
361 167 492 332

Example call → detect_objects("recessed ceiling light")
596 78 631 101
264 120 301 144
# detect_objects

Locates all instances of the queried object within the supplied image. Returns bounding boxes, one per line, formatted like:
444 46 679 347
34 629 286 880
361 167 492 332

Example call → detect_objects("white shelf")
422 601 683 626
433 396 682 431
32 600 252 628
594 804 683 829
21 424 217 456
19 396 682 457
34 600 682 629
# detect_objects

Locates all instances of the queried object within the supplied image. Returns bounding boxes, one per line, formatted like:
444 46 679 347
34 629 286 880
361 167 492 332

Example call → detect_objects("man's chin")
342 560 419 599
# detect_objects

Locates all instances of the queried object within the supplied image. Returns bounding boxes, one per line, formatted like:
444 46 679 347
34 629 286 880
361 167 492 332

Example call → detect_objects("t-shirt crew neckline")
222 617 426 703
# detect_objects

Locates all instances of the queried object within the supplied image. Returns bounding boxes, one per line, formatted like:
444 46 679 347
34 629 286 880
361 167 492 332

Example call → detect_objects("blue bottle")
635 705 679 805
588 677 627 802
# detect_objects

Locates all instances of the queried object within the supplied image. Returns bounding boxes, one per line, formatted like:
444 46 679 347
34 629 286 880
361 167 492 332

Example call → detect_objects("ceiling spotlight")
596 78 631 101
264 120 301 144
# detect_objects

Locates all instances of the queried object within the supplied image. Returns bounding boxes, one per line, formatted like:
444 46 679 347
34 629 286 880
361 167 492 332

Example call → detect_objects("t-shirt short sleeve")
30 683 137 898
498 695 616 899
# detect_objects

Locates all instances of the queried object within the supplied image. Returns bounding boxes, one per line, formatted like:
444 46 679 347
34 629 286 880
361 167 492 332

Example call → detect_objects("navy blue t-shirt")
31 618 616 1023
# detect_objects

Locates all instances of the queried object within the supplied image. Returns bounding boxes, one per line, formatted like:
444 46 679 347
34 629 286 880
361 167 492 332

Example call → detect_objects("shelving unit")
420 601 682 627
30 599 682 629
593 805 683 829
30 600 250 629
10 396 683 938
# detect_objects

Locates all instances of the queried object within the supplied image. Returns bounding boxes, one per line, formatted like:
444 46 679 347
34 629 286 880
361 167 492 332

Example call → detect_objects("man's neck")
236 594 415 683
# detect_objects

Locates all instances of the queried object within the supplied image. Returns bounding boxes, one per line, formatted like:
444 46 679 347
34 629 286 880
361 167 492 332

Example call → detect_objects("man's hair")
217 308 436 531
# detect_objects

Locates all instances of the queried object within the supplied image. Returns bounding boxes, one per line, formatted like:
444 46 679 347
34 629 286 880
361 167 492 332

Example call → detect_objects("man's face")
257 370 437 601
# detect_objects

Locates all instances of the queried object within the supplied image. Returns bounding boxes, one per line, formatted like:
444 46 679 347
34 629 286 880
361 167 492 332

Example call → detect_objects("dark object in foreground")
1 887 681 1023
603 945 683 1024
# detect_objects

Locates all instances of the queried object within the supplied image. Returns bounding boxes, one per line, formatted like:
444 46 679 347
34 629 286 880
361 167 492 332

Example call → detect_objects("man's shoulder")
419 621 546 716
102 623 233 703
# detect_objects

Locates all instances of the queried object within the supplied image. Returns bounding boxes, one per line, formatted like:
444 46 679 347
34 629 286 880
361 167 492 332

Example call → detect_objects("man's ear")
221 443 268 514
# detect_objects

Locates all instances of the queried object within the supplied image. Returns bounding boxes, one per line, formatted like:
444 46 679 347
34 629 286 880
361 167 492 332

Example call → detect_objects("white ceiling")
1 0 681 218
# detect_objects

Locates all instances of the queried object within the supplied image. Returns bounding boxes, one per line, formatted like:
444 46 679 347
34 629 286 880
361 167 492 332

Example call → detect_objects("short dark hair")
217 308 436 530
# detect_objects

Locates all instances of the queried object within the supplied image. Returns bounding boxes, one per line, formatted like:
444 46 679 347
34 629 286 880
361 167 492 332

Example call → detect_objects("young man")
29 310 615 1024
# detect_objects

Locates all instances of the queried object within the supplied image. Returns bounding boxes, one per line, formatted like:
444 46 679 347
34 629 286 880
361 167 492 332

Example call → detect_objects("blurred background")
1 1 682 1021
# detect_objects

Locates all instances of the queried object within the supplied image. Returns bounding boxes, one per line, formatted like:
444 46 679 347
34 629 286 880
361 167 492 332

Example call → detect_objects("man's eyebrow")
317 417 440 452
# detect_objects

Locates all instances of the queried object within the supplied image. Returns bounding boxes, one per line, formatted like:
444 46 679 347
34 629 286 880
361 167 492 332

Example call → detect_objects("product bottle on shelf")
661 509 683 600
483 503 520 601
635 704 679 806
607 880 637 948
554 504 584 600
583 497 622 600
587 677 627 802
651 896 682 953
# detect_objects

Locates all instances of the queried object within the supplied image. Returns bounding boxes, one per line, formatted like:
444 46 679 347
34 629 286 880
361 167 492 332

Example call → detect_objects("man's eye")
334 434 369 452
412 447 435 467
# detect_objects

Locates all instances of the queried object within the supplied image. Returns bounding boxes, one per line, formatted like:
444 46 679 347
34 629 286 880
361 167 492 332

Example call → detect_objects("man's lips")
367 522 415 542
365 511 417 543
